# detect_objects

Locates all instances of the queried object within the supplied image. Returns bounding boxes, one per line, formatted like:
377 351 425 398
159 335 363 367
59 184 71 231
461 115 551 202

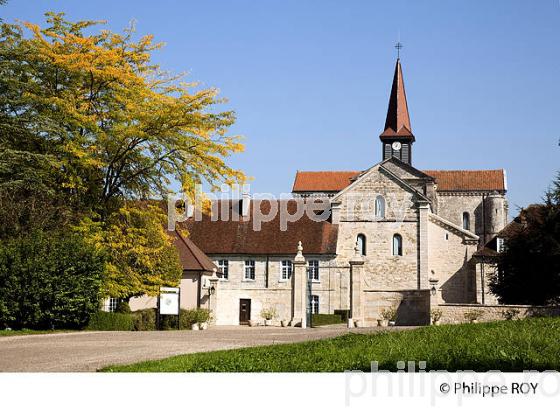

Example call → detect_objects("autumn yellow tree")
0 13 246 298
1 12 246 215
75 204 183 298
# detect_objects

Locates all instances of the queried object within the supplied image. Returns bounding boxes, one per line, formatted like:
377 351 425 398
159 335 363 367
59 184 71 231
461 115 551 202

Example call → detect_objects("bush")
464 310 483 322
334 309 350 321
381 307 397 321
115 301 131 314
194 308 212 324
260 307 277 320
312 313 344 327
0 230 104 330
181 309 199 328
159 309 208 330
132 309 157 331
431 309 443 323
87 311 134 331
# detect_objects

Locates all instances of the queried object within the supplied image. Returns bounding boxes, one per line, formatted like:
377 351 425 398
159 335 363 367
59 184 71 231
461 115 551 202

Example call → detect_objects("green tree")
490 173 560 305
0 230 105 329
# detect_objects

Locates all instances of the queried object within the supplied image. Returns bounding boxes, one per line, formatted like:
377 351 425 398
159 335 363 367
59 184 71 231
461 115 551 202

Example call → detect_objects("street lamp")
209 285 216 296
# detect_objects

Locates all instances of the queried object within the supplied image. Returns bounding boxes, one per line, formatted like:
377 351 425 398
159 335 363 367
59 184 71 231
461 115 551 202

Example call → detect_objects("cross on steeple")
394 42 403 59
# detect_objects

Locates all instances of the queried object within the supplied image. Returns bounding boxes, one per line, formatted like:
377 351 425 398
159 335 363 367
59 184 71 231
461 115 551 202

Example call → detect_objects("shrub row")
86 308 212 331
312 313 344 327
87 311 134 331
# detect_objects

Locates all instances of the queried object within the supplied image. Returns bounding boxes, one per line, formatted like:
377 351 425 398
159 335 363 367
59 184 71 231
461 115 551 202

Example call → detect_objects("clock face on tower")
391 141 402 151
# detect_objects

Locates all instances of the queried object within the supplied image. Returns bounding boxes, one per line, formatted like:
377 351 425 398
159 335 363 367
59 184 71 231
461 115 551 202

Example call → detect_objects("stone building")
129 58 509 326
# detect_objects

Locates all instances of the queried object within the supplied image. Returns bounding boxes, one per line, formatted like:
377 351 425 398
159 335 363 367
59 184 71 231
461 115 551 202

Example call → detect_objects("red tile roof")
423 170 506 192
292 169 506 193
181 200 338 255
292 171 361 193
173 230 217 272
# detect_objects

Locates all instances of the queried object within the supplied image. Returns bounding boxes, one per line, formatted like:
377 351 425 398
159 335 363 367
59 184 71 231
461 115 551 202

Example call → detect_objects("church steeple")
380 57 415 165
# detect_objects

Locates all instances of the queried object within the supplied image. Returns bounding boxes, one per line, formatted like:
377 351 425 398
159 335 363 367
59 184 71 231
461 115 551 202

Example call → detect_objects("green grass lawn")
0 329 75 337
102 318 560 372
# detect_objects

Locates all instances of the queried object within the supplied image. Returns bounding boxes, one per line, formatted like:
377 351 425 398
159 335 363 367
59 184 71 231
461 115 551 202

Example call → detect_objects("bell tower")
380 56 415 165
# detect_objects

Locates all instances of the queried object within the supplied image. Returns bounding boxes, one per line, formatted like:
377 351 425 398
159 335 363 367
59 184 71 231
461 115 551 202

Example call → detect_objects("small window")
308 260 320 282
462 212 470 231
496 237 505 253
445 233 449 241
309 295 319 314
375 195 386 219
392 234 403 256
104 297 118 312
244 260 255 281
356 234 366 256
280 260 293 281
217 260 229 280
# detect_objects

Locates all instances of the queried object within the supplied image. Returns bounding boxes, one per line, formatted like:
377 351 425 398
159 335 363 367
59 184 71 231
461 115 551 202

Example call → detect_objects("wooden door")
239 299 251 324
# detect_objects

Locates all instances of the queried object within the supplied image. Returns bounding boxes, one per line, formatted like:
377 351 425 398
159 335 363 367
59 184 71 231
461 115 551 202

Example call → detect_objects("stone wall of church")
335 165 422 291
363 290 431 326
435 193 485 235
338 166 419 222
337 221 419 290
428 219 478 303
435 192 508 244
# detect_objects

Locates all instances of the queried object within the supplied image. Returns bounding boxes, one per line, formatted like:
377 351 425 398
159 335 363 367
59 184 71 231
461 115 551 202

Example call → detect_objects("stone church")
129 58 509 326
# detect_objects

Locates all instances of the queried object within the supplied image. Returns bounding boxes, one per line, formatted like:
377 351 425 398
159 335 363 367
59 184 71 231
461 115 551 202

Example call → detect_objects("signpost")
157 286 181 330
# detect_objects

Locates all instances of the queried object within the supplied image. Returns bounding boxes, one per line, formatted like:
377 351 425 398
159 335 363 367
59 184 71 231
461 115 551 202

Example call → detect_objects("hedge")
87 311 134 331
0 230 104 330
311 313 344 327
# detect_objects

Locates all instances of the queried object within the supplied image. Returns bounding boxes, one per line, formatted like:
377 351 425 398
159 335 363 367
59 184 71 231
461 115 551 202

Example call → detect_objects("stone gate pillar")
208 269 219 325
291 241 307 328
349 242 365 327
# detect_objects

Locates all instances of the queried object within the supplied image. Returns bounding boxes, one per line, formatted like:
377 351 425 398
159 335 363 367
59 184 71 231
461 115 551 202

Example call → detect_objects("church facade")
130 58 509 326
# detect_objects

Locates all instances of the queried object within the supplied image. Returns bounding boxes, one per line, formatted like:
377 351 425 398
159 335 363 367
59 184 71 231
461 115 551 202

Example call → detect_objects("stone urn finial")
297 241 303 257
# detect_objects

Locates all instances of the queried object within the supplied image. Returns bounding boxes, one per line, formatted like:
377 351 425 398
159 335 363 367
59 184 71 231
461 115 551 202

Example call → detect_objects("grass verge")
101 318 560 372
0 329 75 337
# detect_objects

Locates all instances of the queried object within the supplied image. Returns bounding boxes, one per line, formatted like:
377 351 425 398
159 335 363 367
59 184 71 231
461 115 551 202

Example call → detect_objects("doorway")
239 299 251 325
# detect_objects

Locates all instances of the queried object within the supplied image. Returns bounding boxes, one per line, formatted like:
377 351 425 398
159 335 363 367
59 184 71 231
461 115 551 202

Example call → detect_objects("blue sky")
2 0 559 211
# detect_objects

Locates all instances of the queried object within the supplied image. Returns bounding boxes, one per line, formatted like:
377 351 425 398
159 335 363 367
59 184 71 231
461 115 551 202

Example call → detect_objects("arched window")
374 195 385 218
392 234 403 256
462 212 470 231
356 234 366 256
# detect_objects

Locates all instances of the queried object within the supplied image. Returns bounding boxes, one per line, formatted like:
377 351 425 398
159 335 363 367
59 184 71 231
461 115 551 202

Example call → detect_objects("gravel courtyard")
0 325 409 372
